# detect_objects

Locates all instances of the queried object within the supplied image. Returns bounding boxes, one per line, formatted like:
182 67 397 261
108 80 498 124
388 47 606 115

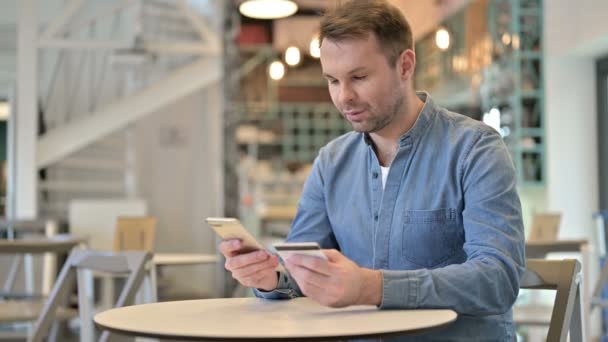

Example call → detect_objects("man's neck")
370 92 425 167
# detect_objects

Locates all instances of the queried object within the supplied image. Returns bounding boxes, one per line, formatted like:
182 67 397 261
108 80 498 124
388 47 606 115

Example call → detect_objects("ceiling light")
284 46 301 66
0 102 9 120
269 60 285 80
239 0 298 20
501 33 511 46
435 28 450 50
309 36 320 58
512 34 520 50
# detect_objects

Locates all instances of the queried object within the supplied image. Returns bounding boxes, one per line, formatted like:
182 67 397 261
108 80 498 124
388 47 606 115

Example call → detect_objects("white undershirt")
381 166 390 190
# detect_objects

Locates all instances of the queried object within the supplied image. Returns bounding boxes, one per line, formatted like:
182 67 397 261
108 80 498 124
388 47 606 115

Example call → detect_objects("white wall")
542 14 605 338
134 82 224 297
0 23 15 95
544 0 608 239
545 56 599 238
545 0 608 58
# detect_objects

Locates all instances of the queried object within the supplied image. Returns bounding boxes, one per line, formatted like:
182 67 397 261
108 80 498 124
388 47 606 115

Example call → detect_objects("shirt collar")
362 91 438 147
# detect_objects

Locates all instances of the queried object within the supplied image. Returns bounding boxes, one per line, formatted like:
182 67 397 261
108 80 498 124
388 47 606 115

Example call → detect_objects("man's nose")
339 84 356 105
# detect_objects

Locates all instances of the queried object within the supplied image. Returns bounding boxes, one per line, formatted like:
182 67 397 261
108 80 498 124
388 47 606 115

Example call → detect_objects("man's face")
320 33 405 133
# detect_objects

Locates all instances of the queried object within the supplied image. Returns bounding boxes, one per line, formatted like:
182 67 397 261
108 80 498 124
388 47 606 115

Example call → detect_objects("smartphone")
206 217 266 253
273 242 328 262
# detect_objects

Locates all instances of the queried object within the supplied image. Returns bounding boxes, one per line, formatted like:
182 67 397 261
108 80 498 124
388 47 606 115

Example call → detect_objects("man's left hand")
284 249 382 308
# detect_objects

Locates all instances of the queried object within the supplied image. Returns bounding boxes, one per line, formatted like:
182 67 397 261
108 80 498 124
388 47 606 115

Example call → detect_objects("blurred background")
0 0 607 341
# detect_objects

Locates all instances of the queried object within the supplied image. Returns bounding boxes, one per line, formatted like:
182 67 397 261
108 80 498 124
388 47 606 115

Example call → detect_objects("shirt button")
372 172 379 179
374 214 379 221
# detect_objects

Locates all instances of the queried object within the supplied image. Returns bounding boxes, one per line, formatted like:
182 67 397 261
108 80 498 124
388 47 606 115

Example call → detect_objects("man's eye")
353 76 367 81
329 79 339 85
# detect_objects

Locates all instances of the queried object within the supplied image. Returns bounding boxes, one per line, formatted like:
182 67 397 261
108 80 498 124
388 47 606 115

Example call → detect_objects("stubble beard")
347 93 405 134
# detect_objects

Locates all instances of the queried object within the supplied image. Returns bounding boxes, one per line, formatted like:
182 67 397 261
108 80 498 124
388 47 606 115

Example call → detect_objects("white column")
545 56 600 339
14 0 38 219
545 56 599 239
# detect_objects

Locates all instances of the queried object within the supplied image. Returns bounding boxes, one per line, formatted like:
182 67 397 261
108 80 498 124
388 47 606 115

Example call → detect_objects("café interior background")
0 0 607 339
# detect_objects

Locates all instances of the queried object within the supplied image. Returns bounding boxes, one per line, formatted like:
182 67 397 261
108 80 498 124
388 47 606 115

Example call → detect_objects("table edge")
94 309 457 341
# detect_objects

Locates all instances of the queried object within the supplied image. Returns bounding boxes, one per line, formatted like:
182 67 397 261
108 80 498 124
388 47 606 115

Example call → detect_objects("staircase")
39 132 130 217
33 0 222 218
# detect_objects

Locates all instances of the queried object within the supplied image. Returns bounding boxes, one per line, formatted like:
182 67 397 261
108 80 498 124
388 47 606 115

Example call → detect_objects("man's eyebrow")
322 67 368 79
348 66 367 74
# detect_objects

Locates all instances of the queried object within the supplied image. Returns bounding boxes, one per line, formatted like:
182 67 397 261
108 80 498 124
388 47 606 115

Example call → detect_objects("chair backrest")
68 199 147 250
29 249 151 342
528 212 562 242
520 259 583 342
112 216 156 252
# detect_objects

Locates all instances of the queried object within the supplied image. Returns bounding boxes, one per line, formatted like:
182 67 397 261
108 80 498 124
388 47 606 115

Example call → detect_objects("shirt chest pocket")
402 208 461 268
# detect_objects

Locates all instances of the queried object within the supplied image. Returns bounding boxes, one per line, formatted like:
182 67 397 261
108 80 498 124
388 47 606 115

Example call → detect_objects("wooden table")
0 235 85 296
525 239 588 258
95 297 457 341
0 235 84 254
152 253 218 266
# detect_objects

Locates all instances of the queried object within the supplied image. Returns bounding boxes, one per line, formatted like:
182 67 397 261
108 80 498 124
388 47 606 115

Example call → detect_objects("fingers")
287 267 341 307
238 268 275 288
286 254 332 276
231 255 279 279
225 250 271 270
218 240 281 290
218 239 242 257
295 278 325 298
285 259 329 289
222 248 279 290
322 249 343 262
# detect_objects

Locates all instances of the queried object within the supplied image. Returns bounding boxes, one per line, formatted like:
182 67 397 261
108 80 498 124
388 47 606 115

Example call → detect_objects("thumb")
322 249 344 262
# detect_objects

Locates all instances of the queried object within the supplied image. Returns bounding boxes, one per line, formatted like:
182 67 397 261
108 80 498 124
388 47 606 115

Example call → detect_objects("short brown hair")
319 0 413 66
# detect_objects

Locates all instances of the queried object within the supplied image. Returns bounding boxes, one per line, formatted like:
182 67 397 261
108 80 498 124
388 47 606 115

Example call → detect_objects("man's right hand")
218 239 280 291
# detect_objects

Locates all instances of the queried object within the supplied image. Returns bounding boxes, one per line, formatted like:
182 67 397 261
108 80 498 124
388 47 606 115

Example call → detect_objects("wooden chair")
528 212 562 242
95 217 158 310
112 216 156 252
515 259 584 342
29 250 151 342
0 236 82 340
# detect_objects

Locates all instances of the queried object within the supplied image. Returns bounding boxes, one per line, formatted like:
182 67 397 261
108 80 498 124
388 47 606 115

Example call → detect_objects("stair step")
88 137 125 150
56 158 126 171
39 202 69 218
143 5 185 20
146 0 179 10
45 168 124 181
69 149 124 161
39 180 124 193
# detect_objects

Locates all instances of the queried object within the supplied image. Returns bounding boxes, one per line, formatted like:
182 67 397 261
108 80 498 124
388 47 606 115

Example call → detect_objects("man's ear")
397 49 416 81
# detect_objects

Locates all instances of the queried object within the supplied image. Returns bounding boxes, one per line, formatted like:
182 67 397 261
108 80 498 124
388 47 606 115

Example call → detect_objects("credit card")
273 242 328 261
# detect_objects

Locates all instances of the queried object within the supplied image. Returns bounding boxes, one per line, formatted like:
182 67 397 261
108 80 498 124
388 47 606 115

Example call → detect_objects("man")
219 0 525 340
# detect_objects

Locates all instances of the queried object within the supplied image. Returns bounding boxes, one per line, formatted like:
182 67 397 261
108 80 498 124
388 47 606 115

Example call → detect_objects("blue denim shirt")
256 93 526 341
